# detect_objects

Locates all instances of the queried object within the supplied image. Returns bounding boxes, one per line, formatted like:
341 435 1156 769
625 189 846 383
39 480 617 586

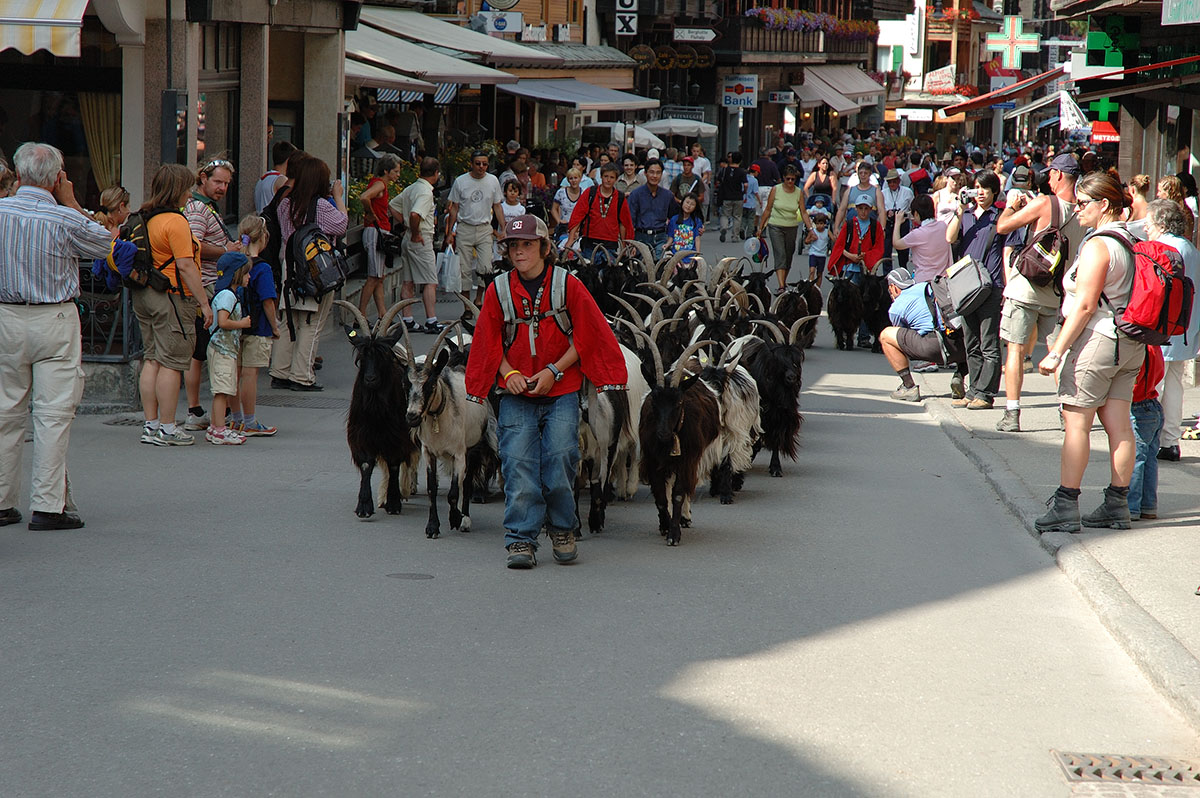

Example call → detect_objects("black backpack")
578 186 626 241
260 185 289 290
285 198 348 301
119 208 186 292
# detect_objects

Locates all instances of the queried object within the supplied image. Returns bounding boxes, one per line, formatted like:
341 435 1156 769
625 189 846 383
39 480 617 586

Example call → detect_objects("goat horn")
746 292 767 314
672 294 709 321
625 239 654 271
333 299 372 335
670 339 718 388
636 282 674 299
456 293 482 319
719 297 741 321
659 250 695 287
650 316 681 344
650 295 673 325
374 297 423 338
421 320 462 376
681 279 709 300
709 257 735 292
608 294 644 325
788 315 821 345
751 319 787 344
769 287 787 315
616 317 663 386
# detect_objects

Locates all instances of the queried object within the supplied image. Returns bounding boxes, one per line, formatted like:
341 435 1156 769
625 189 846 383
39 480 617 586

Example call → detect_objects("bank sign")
722 75 758 108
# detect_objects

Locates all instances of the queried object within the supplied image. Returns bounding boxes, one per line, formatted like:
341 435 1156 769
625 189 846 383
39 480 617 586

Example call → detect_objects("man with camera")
881 168 914 272
946 171 1006 411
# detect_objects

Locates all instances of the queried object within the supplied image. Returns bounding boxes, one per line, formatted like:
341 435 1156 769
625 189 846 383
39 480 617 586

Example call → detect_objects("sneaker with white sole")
238 420 278 437
152 427 195 446
140 425 158 444
890 384 921 402
183 412 210 430
205 426 246 445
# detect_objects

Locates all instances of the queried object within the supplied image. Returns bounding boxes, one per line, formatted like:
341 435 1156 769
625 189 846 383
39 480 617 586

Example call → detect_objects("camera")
959 187 981 205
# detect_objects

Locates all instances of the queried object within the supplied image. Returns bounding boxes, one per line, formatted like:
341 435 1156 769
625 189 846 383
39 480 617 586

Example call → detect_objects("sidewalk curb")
918 387 1200 733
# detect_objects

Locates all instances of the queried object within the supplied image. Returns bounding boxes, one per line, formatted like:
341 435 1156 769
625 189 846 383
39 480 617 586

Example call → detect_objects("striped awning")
0 0 90 57
399 84 459 105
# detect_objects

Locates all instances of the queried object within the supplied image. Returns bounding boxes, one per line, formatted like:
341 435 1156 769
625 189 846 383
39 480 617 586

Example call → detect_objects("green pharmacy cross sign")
986 16 1041 69
1089 96 1120 121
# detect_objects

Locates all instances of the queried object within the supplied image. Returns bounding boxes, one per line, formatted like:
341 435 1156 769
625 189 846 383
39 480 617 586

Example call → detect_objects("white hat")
647 148 660 160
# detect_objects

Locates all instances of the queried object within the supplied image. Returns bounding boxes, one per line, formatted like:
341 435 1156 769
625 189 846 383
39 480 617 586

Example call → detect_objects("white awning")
345 60 439 94
790 83 825 109
359 8 563 67
807 65 885 102
791 80 858 115
345 25 517 85
498 78 658 111
0 0 89 57
1003 89 1063 121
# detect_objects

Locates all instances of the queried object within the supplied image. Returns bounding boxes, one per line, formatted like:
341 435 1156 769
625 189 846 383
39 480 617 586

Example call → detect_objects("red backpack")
1094 232 1193 345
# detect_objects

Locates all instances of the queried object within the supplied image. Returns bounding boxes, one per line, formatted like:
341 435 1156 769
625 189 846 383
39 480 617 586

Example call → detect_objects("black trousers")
961 287 1003 401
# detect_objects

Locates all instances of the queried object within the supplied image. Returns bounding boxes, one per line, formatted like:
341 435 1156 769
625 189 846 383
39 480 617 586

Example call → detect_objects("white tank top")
1061 221 1134 340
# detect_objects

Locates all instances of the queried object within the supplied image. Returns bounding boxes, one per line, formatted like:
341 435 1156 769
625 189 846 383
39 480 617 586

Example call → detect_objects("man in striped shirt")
0 142 115 531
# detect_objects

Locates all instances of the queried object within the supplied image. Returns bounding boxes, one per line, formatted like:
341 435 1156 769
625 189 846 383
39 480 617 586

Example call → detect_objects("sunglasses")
201 159 234 175
1075 197 1097 210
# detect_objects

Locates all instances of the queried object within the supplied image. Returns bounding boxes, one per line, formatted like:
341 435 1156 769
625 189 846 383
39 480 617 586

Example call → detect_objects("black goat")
826 278 864 351
744 317 816 477
859 274 893 353
770 289 812 349
790 279 823 348
335 299 422 519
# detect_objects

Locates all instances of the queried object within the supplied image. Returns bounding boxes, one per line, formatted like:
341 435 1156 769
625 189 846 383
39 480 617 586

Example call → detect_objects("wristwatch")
546 363 564 382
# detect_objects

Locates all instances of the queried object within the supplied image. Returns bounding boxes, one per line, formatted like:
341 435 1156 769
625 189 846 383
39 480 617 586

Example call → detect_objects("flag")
1060 91 1091 132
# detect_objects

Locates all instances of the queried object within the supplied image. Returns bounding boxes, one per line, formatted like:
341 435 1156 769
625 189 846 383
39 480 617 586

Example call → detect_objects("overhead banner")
923 64 955 94
1059 92 1091 132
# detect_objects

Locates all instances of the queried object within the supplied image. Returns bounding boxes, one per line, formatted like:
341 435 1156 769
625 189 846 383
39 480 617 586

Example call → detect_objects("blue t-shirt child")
208 289 243 358
666 214 703 261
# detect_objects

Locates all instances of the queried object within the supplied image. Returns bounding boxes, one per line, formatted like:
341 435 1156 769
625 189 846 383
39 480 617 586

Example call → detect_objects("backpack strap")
495 270 518 349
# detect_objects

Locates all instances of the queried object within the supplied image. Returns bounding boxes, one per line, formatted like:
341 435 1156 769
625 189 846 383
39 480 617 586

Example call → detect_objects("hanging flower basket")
925 6 980 20
742 8 878 40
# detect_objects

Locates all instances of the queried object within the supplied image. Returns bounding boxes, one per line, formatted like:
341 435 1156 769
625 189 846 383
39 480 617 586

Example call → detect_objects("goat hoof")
425 526 440 539
458 516 472 533
768 467 783 478
355 504 375 519
680 518 692 528
720 496 734 505
384 502 403 515
667 537 679 547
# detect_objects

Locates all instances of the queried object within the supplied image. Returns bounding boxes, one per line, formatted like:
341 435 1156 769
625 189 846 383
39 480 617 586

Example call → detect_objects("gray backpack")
493 266 573 357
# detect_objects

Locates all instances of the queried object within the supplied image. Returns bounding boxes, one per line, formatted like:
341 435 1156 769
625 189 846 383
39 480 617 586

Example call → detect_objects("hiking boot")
183 411 210 431
949 373 965 400
890 384 921 402
239 420 278 437
140 424 158 444
1035 493 1081 533
548 528 578 564
0 508 21 527
152 427 195 446
966 397 993 410
1081 487 1132 530
506 541 537 569
995 409 1020 432
1157 445 1180 461
28 511 84 531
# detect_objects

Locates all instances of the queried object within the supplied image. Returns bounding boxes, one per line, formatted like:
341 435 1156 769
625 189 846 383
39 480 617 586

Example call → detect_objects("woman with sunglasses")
757 164 815 293
1035 171 1144 534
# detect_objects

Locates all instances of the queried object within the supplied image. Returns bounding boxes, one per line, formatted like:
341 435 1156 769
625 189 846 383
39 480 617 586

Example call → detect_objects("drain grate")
256 393 349 410
1054 751 1200 786
103 414 146 426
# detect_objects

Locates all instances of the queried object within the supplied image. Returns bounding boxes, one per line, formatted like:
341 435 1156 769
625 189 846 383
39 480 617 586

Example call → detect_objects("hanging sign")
985 16 1041 69
722 74 758 108
615 0 638 37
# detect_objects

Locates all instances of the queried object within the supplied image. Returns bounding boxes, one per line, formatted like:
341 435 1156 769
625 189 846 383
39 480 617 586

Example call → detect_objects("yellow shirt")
768 185 802 228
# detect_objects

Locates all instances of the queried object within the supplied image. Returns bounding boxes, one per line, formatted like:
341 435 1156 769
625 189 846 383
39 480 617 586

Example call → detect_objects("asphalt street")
2 234 1198 797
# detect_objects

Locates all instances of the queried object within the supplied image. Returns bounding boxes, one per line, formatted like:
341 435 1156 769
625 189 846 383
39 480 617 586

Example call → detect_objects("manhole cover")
256 394 349 410
1054 751 1200 786
386 573 434 580
103 414 145 426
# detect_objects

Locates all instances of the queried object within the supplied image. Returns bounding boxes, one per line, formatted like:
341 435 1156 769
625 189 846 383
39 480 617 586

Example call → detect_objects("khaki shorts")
1057 326 1145 409
240 334 272 369
1000 299 1058 345
456 222 495 286
132 289 197 372
401 237 438 285
207 351 239 397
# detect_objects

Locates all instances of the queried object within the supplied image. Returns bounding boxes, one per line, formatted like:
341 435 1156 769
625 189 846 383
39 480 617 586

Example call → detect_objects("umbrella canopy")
641 118 719 138
578 122 666 150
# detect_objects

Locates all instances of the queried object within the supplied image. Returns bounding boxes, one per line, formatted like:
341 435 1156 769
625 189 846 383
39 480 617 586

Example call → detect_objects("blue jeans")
498 392 581 548
1129 398 1163 516
635 230 668 262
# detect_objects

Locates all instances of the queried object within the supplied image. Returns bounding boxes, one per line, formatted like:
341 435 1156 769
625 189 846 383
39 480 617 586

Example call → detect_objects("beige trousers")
0 303 84 514
268 292 332 387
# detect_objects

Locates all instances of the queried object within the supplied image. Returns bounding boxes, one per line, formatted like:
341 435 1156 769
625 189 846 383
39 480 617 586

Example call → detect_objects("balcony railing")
77 268 142 363
825 37 870 58
721 16 825 55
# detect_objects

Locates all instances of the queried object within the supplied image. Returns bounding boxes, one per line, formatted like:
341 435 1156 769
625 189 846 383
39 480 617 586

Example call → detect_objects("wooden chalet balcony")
825 36 870 59
719 16 825 58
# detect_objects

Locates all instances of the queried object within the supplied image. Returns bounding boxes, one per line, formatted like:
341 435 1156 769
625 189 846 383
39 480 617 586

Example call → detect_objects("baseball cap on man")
1048 154 1080 176
886 267 914 290
503 214 549 242
1011 165 1033 188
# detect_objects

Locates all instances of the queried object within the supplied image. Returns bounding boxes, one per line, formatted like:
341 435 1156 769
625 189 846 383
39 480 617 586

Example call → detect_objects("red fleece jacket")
828 218 886 276
465 268 628 403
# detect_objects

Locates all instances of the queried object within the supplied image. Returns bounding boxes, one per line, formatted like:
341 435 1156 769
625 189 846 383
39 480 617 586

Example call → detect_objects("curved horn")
650 317 682 344
751 318 787 344
649 295 673 325
616 317 663 386
333 299 371 334
672 294 710 321
374 297 423 338
789 315 821 345
709 256 736 292
670 339 718 388
625 239 654 271
719 297 740 321
746 292 767 314
422 320 463 375
625 292 658 311
769 287 788 315
636 282 674 299
659 250 696 286
608 293 644 325
455 292 482 319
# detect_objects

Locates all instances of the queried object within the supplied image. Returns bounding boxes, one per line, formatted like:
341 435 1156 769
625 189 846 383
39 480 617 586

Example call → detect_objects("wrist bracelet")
1047 351 1062 362
502 369 521 381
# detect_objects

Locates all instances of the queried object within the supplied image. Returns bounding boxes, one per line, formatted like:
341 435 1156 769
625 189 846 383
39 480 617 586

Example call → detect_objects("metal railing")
77 266 142 363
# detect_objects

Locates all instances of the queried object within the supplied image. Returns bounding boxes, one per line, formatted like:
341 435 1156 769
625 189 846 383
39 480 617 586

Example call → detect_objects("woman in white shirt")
552 168 585 237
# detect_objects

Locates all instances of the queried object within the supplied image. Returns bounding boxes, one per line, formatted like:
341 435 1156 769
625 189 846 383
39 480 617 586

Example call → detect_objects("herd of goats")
331 241 895 546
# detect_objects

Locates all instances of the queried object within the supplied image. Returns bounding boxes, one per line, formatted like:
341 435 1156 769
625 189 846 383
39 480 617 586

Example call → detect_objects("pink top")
901 218 953 283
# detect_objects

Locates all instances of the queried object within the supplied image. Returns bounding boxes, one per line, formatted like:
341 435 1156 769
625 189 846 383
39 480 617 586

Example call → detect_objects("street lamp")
688 82 700 101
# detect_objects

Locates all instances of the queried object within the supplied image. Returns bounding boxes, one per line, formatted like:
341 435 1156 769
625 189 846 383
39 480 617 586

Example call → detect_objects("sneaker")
28 511 84 531
421 321 446 334
1157 445 1180 461
403 319 419 333
966 397 993 410
890 384 921 402
152 427 195 446
949 374 965 400
140 425 159 444
548 528 578 563
0 508 21 527
995 409 1020 432
205 426 246 446
240 420 278 437
1139 508 1158 520
288 381 324 392
183 411 210 431
505 541 537 569
911 360 938 373
270 377 294 390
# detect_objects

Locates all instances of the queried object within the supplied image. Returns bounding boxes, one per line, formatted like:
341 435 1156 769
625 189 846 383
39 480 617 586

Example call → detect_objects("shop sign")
1162 0 1200 25
896 107 934 121
616 0 638 37
923 64 955 93
1091 121 1120 143
722 75 758 108
479 12 522 33
522 25 547 41
768 91 795 104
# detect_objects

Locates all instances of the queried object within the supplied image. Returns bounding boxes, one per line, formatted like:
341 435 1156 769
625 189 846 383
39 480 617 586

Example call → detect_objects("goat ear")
434 348 451 369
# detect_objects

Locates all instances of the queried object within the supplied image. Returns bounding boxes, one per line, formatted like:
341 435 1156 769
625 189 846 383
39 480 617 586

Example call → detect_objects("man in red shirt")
564 162 634 259
465 215 627 569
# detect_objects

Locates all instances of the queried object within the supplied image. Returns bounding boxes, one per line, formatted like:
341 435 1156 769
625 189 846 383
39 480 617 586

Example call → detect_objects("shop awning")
790 83 824 109
1075 53 1200 101
0 0 89 57
1003 89 1063 121
806 65 885 102
345 25 517 85
346 60 440 95
359 8 563 67
790 80 858 115
1038 116 1061 130
497 78 657 111
938 66 1065 117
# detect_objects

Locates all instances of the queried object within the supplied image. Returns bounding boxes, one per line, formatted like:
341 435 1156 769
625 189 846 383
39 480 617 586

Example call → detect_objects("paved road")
2 237 1198 797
